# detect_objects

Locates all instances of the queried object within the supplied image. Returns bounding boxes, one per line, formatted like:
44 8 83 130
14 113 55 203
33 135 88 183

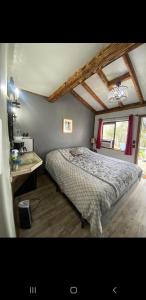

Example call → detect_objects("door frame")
135 115 146 164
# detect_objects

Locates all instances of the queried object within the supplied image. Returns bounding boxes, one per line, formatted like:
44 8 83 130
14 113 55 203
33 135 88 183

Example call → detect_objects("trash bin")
18 200 32 229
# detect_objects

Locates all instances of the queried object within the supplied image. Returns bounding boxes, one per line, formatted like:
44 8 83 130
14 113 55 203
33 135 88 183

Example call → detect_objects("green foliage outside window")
102 121 128 151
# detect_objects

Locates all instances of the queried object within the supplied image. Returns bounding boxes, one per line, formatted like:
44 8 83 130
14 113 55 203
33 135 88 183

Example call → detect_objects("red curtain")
125 115 133 155
96 119 103 149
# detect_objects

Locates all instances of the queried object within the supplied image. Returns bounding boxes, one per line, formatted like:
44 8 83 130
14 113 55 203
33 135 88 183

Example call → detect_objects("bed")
45 147 142 236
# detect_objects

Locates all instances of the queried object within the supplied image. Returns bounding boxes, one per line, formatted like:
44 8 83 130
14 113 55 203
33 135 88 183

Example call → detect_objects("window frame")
102 120 128 151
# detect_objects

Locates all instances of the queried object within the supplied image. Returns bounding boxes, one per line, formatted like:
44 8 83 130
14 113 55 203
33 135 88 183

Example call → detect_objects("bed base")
56 184 87 228
101 178 141 230
45 169 141 235
45 170 87 228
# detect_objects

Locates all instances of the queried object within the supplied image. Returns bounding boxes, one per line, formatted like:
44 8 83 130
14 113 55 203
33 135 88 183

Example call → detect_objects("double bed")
45 147 142 236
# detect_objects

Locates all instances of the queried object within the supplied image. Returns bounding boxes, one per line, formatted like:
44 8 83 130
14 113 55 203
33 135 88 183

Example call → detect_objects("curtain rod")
101 114 139 121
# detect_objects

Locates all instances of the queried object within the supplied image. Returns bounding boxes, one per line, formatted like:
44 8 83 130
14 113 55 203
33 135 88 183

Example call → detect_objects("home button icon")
70 286 78 294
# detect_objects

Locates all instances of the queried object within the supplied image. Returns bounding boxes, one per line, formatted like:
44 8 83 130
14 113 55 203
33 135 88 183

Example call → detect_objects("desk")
11 152 43 196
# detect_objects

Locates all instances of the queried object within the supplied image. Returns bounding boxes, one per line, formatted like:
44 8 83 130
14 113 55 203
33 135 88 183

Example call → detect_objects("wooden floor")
15 173 146 238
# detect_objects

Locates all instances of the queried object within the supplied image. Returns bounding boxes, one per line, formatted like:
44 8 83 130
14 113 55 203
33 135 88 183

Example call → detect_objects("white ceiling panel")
129 43 146 100
8 43 109 97
103 57 128 81
85 73 119 109
73 85 103 111
124 79 140 104
85 73 108 102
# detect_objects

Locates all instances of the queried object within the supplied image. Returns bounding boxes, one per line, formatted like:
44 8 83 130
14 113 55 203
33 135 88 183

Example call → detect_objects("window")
102 123 115 148
102 123 115 143
114 121 128 151
102 120 128 151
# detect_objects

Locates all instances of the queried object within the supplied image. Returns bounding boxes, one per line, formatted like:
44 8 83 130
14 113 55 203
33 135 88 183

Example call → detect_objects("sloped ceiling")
8 43 146 113
7 43 109 97
128 43 146 99
73 43 146 112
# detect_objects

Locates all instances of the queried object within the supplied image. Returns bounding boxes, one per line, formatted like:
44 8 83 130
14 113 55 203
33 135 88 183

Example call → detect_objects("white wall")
94 107 146 163
0 43 16 237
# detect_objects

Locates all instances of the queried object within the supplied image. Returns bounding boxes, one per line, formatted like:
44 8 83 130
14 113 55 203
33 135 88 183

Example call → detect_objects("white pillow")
70 148 83 156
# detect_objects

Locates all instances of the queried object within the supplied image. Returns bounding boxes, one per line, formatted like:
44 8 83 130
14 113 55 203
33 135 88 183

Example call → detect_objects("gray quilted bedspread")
45 147 142 236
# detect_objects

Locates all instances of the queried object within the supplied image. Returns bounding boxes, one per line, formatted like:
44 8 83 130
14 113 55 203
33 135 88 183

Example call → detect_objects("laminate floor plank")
15 174 146 238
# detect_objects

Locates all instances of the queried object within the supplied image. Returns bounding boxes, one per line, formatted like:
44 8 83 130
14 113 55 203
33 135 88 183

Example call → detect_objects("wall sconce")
12 106 17 121
91 137 96 150
7 77 20 106
91 137 96 144
7 77 21 148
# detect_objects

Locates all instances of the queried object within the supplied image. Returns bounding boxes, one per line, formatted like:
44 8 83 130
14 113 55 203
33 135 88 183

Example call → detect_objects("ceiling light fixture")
108 80 128 103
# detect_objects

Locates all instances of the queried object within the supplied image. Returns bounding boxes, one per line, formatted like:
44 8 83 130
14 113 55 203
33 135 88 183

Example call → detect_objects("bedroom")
0 42 146 238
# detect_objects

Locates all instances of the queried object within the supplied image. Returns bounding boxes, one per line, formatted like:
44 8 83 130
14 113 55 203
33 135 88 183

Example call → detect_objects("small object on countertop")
11 153 21 171
22 132 29 137
12 161 19 171
23 146 27 152
11 149 19 160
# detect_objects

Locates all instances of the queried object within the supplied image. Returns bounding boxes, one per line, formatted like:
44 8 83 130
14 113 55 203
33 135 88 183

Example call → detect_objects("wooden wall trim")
134 114 146 164
118 101 124 107
135 116 142 164
96 102 146 115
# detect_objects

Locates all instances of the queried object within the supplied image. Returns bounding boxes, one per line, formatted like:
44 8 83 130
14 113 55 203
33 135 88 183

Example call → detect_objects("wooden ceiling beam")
97 70 128 111
96 102 146 115
123 54 144 104
48 43 142 101
108 72 131 89
97 68 109 89
71 90 96 113
81 82 108 110
99 43 143 68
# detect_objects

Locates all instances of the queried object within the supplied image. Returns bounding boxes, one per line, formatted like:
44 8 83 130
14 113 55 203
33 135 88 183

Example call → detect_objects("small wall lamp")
91 137 96 144
7 77 20 105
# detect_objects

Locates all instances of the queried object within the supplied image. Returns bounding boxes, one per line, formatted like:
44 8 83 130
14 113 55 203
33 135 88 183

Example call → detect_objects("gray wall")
15 90 95 160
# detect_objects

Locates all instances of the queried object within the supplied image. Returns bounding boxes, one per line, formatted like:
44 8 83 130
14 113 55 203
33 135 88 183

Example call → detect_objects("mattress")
45 147 142 236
